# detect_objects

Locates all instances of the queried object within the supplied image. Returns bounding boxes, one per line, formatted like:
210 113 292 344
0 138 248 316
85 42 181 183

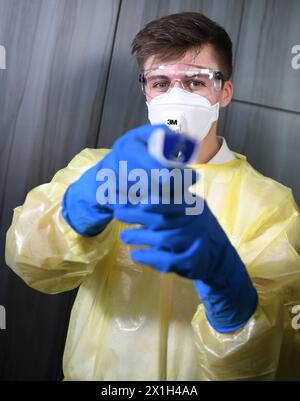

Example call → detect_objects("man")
5 12 300 380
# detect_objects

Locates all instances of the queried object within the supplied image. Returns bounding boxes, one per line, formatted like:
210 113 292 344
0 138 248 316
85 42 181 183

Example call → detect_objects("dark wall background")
0 0 299 380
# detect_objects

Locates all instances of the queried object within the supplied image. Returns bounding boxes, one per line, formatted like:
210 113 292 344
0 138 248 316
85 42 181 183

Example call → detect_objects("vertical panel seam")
94 0 122 148
223 0 246 138
232 0 246 80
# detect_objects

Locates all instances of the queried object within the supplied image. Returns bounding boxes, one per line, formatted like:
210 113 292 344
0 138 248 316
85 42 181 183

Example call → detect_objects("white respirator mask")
146 87 220 142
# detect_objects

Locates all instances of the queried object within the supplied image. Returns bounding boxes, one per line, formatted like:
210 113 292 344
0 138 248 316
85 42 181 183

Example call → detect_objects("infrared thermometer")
148 127 199 167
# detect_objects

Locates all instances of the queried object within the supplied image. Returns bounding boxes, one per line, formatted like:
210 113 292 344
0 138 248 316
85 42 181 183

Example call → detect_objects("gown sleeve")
191 189 300 380
5 148 118 294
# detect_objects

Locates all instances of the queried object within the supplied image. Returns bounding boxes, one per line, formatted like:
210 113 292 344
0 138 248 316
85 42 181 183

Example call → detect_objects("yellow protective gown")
5 147 300 381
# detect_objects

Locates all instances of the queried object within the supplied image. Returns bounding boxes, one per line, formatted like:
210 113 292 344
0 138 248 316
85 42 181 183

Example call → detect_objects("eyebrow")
145 74 171 82
146 72 201 81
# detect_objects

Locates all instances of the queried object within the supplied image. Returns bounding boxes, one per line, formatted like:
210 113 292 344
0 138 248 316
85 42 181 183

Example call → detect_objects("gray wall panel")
223 100 300 204
0 0 120 380
97 0 244 148
0 0 120 208
233 0 300 112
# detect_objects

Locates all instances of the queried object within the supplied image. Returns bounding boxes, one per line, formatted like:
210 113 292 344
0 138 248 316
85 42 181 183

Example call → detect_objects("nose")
171 79 185 90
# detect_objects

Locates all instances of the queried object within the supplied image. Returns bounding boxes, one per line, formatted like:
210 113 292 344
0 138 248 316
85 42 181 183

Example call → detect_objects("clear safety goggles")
139 64 229 99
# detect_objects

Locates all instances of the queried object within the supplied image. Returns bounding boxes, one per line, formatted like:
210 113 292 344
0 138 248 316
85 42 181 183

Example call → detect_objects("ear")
220 80 234 108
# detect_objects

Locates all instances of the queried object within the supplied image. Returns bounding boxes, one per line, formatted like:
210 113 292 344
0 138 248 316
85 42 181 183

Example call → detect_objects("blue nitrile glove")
61 154 114 236
62 124 172 236
115 178 258 334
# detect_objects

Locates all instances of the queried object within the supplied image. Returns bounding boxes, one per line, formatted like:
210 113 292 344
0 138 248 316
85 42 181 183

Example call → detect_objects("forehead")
142 44 220 71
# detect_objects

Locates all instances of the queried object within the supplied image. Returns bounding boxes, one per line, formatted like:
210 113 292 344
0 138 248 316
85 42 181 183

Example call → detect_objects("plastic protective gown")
5 148 300 381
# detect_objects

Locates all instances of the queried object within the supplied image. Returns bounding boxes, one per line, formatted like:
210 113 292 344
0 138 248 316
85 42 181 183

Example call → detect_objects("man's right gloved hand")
61 124 169 236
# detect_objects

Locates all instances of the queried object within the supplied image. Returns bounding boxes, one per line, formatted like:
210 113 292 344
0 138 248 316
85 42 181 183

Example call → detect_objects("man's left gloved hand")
61 124 167 236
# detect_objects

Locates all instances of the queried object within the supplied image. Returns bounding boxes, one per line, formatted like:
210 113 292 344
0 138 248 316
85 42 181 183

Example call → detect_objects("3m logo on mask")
166 114 182 131
167 119 178 125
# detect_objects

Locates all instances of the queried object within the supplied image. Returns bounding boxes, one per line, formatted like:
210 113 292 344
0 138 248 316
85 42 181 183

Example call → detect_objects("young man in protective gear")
5 12 300 380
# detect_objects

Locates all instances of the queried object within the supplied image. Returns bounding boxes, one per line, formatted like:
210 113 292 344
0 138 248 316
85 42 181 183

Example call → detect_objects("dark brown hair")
131 12 232 78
